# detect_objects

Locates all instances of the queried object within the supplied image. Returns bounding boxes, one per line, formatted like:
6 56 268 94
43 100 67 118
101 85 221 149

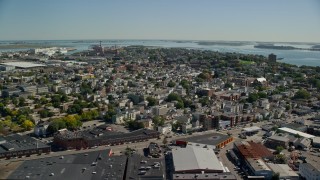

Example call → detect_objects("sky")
0 0 320 42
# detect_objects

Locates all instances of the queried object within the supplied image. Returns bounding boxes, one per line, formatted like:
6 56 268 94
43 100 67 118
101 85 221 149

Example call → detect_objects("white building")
158 124 172 134
0 65 15 71
172 144 224 173
267 163 299 180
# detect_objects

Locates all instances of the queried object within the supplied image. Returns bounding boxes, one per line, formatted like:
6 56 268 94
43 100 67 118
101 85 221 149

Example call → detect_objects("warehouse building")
53 127 160 150
278 127 315 139
171 145 224 174
0 134 50 159
176 133 233 149
233 141 274 179
267 163 299 180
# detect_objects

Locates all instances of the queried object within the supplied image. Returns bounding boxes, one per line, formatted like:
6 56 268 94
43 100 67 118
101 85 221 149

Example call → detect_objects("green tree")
271 172 280 180
146 96 157 107
224 83 233 89
199 97 210 106
248 93 259 103
152 116 165 128
293 89 310 99
175 101 184 109
167 93 182 102
167 80 176 87
127 120 144 130
257 92 267 98
275 154 287 164
180 79 190 90
47 119 66 134
18 97 26 107
276 146 284 154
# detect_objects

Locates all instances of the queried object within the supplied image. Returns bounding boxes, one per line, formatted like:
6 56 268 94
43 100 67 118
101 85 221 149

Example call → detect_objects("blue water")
1 40 320 67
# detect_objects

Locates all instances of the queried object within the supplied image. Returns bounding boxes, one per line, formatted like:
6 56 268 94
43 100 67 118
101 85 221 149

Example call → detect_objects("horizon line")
0 38 319 44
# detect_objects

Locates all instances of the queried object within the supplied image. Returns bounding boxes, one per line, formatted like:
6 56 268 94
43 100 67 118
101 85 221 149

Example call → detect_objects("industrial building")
278 127 315 139
267 163 299 180
0 64 15 71
0 61 46 69
53 126 160 150
242 126 261 136
171 145 224 173
172 173 236 180
0 134 50 159
176 133 233 149
233 141 274 179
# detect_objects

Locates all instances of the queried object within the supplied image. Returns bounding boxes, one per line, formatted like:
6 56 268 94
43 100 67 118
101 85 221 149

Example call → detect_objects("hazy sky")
0 0 320 42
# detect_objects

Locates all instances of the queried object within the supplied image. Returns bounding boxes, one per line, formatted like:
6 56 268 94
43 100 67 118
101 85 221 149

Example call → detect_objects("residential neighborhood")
0 45 320 179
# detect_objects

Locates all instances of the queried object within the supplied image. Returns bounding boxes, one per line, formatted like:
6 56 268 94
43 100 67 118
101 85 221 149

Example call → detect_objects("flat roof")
243 126 261 132
267 163 298 177
173 173 237 180
268 135 289 142
278 127 315 139
172 145 223 172
177 133 231 146
0 134 49 154
126 154 165 180
1 61 46 68
8 150 127 180
247 158 271 172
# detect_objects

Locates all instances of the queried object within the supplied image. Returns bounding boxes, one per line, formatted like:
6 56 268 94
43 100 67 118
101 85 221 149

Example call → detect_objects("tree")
271 172 280 180
248 93 259 103
64 115 82 130
18 97 26 107
276 146 284 154
167 80 176 87
146 96 157 107
224 83 233 89
152 116 165 128
175 101 184 109
180 79 190 90
275 154 287 164
127 121 144 130
39 109 54 118
47 119 66 134
257 92 267 98
294 133 301 138
167 93 182 102
21 120 34 130
293 89 310 99
199 97 210 106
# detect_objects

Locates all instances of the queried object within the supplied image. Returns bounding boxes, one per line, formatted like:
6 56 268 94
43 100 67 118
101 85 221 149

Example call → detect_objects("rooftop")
173 173 237 180
267 163 298 178
0 134 49 154
234 141 273 159
242 126 261 132
126 154 165 180
278 127 315 139
177 133 231 147
1 61 46 68
8 150 127 180
246 158 271 172
172 145 223 172
268 135 289 142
